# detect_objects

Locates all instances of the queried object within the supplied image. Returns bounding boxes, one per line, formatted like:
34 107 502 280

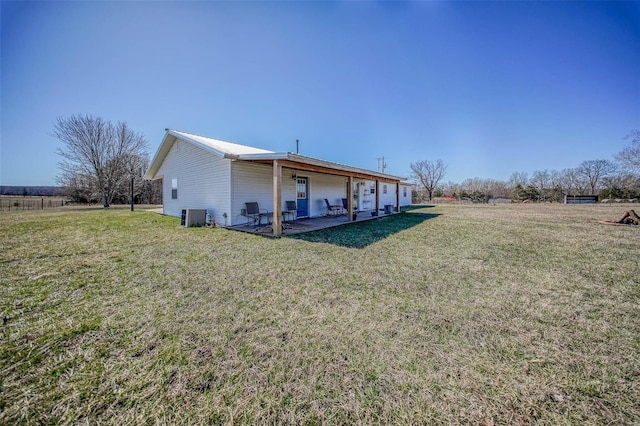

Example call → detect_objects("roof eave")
236 152 403 181
286 153 404 181
144 129 232 180
236 152 290 161
167 129 227 158
145 130 406 182
144 132 176 180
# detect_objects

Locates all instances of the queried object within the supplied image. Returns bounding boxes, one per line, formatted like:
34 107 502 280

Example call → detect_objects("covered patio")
236 154 405 236
230 208 400 236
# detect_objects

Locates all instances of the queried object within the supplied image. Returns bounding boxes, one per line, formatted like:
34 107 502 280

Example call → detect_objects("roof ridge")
167 129 275 156
168 129 246 147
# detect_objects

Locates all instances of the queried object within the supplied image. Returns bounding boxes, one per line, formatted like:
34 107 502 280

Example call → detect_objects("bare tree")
440 181 461 198
410 159 447 201
577 159 616 196
508 171 528 189
52 115 149 207
531 170 551 201
458 177 509 202
508 171 529 200
616 130 640 174
547 169 565 202
559 168 580 196
56 170 98 203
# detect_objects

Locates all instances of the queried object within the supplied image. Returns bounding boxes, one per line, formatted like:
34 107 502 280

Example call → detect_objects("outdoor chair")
342 198 348 214
244 202 273 225
324 199 342 216
283 200 297 222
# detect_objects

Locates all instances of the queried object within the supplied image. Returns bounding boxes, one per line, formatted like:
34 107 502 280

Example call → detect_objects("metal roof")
145 129 405 182
169 130 275 156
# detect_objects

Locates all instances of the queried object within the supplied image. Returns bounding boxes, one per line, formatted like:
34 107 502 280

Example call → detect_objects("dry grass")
0 204 638 425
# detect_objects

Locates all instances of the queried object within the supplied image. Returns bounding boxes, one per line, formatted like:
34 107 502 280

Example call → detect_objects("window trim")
171 178 178 199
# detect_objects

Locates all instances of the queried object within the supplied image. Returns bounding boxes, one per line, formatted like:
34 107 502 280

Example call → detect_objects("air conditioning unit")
180 208 207 227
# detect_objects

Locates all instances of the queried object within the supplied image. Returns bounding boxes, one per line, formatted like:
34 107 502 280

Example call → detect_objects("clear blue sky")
2 1 639 186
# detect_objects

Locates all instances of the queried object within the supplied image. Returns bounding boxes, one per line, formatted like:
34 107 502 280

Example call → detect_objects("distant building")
564 195 598 204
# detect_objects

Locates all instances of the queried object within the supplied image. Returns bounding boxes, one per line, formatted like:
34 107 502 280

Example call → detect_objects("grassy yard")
1 204 638 425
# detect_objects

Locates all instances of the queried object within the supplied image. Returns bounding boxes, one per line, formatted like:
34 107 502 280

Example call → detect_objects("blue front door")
296 177 308 218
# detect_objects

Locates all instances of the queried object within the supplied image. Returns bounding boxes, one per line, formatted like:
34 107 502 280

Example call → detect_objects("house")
144 129 412 236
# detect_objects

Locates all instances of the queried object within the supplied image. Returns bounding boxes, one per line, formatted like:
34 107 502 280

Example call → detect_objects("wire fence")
0 198 67 211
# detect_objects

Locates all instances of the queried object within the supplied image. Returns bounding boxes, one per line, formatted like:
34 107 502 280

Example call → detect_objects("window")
370 183 375 194
383 184 387 194
403 186 407 197
297 178 307 199
171 178 178 199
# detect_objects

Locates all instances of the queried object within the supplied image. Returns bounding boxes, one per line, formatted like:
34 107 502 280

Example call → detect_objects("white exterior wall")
155 139 403 226
353 179 400 211
303 171 347 217
229 163 299 225
230 163 348 222
399 183 412 206
378 182 398 209
230 161 273 226
355 180 374 211
156 139 231 224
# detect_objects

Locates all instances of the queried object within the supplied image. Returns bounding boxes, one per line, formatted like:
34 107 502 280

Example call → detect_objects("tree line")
53 114 638 206
411 131 640 203
0 186 62 197
52 114 161 206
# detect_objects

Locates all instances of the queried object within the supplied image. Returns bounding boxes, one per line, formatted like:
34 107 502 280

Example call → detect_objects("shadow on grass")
287 207 440 248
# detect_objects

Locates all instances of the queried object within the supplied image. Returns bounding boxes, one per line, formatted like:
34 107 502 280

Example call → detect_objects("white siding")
156 139 231 225
152 135 408 225
230 163 348 223
304 172 347 217
400 183 412 206
280 169 298 214
353 179 398 211
230 162 274 225
378 182 398 209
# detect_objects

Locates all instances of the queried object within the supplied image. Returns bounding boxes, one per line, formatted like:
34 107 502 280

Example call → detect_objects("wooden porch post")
375 180 380 213
396 182 401 212
348 176 354 221
273 160 282 237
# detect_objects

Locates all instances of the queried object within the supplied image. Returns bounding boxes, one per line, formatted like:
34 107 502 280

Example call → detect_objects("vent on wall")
180 209 207 227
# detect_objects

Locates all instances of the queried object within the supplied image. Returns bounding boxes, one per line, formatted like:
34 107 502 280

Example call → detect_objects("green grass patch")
0 204 638 424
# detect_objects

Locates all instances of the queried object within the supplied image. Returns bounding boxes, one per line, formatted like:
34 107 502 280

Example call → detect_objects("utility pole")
296 139 299 154
130 166 141 212
130 168 135 211
377 157 387 173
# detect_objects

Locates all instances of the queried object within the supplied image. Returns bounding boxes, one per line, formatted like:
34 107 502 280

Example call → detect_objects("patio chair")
342 198 348 214
324 199 342 216
283 200 297 222
244 202 273 225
